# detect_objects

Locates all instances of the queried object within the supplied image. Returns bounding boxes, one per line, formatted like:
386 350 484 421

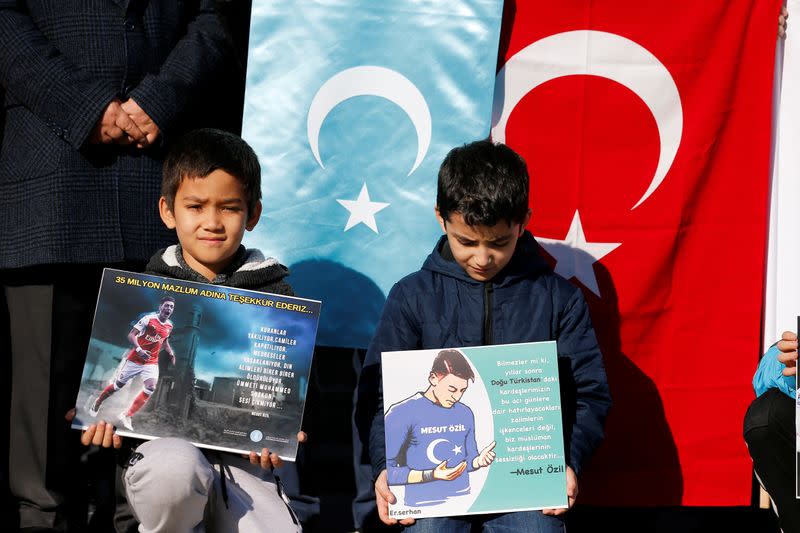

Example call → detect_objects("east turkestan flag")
242 0 504 348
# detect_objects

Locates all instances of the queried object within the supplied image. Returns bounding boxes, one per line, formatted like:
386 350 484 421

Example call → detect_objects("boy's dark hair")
437 139 529 227
162 128 262 215
160 295 175 305
430 349 475 382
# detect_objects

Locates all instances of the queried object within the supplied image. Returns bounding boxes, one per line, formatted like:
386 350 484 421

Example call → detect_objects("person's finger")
65 408 76 422
447 461 467 479
101 422 114 448
567 483 578 497
144 129 160 145
99 129 116 144
374 484 397 526
81 425 96 446
377 501 395 526
777 339 798 353
777 350 798 364
782 366 798 377
781 331 798 342
374 481 393 503
297 431 307 443
269 451 283 468
92 421 106 446
115 112 147 144
248 451 259 465
112 433 123 449
260 448 272 468
399 518 416 525
106 125 127 142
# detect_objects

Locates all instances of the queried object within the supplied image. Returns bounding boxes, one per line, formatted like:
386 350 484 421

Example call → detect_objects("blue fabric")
385 393 479 506
356 232 611 481
401 510 565 533
753 344 796 399
241 0 504 348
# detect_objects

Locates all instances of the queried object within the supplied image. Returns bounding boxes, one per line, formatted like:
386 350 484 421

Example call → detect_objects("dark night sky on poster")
92 269 320 388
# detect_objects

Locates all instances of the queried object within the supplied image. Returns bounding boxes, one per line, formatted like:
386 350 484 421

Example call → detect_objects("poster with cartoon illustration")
71 269 320 460
382 342 567 519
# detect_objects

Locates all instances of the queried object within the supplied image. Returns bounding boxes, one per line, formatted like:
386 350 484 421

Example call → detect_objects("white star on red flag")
536 210 621 297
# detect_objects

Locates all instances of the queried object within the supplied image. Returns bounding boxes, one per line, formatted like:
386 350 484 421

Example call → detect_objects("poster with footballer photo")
382 342 567 520
71 269 320 460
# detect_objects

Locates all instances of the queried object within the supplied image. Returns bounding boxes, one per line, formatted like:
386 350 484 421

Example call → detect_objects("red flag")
493 1 780 505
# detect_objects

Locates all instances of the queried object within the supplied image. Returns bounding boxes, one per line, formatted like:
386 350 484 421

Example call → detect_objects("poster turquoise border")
382 341 567 519
71 269 320 460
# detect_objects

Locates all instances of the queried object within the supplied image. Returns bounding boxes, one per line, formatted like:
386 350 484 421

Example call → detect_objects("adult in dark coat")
0 1 234 529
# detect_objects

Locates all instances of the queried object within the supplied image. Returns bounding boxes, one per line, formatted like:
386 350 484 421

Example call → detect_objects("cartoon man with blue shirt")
384 349 496 507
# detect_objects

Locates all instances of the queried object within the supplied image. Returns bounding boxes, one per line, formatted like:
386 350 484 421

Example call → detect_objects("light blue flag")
242 0 504 347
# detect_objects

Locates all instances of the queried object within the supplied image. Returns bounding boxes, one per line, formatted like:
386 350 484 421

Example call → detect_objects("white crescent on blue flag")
242 0 504 347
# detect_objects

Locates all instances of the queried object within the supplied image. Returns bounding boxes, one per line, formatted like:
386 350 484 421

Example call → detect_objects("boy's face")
428 372 469 408
159 169 261 281
435 208 531 282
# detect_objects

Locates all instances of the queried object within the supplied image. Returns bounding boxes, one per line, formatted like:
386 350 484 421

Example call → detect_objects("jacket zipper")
483 282 493 345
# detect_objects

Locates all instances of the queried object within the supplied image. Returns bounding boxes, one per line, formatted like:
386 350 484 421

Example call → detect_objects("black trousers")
2 264 141 531
744 387 800 533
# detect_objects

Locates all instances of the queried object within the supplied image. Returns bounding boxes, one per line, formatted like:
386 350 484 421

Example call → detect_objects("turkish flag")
493 1 780 505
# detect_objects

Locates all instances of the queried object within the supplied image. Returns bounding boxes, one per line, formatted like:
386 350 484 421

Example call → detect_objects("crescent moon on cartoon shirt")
307 66 432 176
491 30 683 210
426 438 449 465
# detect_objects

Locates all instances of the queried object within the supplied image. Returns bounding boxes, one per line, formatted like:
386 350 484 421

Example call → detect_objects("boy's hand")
542 466 578 516
243 431 306 470
778 331 798 376
433 459 467 481
472 440 497 469
248 448 283 469
65 408 123 449
375 469 415 526
82 420 123 449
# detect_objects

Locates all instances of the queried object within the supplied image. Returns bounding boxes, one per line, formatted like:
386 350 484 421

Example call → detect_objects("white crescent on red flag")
494 0 780 505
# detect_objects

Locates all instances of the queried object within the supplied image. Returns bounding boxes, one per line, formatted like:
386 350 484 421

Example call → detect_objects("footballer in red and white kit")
125 308 175 365
88 296 177 430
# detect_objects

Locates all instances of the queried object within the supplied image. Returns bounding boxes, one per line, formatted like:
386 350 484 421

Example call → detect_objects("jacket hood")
146 244 290 290
421 230 551 286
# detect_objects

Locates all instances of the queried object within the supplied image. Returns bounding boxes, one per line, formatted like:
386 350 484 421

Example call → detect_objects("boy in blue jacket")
356 139 611 531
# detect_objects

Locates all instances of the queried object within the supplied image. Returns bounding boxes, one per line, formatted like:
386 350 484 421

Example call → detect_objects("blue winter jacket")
355 231 612 479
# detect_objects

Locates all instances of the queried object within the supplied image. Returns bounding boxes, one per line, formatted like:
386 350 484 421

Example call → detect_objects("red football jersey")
126 313 173 365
